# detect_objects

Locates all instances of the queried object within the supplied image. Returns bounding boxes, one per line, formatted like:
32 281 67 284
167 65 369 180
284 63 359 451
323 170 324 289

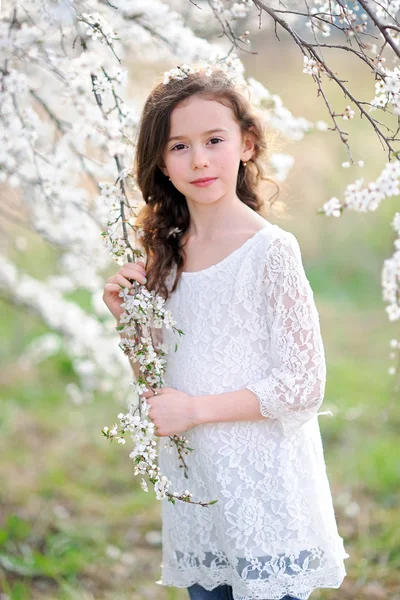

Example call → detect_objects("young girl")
103 65 349 600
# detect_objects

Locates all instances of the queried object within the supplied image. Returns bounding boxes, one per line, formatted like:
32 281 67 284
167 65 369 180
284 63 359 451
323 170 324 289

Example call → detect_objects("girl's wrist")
192 395 205 427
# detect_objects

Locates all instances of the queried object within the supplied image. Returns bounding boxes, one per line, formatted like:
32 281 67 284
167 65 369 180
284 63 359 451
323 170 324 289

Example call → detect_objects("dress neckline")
181 225 271 276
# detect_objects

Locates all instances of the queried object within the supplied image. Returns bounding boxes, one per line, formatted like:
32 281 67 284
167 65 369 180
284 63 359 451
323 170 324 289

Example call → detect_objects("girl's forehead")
172 95 231 114
169 96 236 132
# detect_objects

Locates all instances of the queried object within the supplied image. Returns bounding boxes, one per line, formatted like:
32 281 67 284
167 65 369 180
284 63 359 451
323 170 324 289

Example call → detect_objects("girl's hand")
103 260 147 322
141 387 198 437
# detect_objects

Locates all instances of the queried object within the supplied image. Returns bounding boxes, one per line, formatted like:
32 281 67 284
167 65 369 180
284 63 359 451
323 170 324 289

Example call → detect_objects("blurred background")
1 4 399 600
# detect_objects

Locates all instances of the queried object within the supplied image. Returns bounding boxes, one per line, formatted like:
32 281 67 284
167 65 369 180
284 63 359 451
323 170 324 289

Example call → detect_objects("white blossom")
303 56 321 76
322 197 342 217
269 153 294 182
342 106 355 120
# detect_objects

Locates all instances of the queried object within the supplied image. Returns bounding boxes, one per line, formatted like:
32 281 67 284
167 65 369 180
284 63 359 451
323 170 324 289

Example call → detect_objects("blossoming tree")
1 0 399 503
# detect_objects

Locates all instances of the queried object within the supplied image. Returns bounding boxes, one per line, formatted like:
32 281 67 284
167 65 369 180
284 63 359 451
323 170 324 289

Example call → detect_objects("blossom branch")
357 0 400 59
70 10 218 506
250 0 398 159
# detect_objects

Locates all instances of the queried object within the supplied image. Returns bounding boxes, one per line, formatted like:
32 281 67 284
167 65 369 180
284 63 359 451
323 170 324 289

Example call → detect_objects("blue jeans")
187 583 301 600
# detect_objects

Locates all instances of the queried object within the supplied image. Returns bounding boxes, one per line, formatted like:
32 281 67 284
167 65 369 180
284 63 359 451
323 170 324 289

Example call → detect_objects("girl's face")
160 95 254 206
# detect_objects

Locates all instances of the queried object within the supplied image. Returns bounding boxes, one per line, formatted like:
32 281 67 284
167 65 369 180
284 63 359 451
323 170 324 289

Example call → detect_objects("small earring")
242 161 247 167
168 177 171 181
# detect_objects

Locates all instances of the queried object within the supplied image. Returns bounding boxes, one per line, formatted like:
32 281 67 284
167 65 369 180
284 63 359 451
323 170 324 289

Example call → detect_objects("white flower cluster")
303 56 322 77
322 159 400 217
0 256 129 401
382 212 400 322
163 63 214 85
210 0 252 20
212 51 245 79
102 364 197 503
322 197 342 218
371 67 400 115
96 182 140 265
167 227 182 239
305 12 332 38
162 53 245 86
118 285 176 332
80 12 118 47
0 69 28 95
388 338 400 375
93 75 113 94
374 0 400 21
102 227 128 265
99 181 123 208
118 301 171 392
342 105 355 120
315 120 329 131
341 160 364 168
269 153 295 182
102 408 174 500
305 0 367 39
102 276 216 505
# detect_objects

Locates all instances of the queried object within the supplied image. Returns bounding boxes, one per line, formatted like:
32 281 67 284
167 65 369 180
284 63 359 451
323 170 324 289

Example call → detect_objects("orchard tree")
1 0 399 502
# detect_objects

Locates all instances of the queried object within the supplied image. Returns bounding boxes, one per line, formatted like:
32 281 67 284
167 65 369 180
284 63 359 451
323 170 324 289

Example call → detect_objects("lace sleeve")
245 232 326 436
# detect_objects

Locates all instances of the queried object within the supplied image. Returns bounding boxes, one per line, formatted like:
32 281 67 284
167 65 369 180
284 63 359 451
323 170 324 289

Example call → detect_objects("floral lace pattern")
155 221 349 600
245 233 326 437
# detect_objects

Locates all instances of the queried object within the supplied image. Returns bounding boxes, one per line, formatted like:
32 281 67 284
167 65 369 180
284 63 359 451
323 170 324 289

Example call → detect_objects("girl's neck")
184 201 259 242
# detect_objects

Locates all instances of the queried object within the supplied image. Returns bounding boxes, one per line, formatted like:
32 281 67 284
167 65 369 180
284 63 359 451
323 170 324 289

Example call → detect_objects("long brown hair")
133 65 281 301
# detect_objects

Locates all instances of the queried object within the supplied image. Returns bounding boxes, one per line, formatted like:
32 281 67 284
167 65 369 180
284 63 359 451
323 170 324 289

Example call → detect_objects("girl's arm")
193 232 326 437
193 387 269 425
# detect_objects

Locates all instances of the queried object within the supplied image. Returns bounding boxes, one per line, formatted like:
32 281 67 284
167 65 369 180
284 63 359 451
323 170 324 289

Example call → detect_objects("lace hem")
156 561 348 600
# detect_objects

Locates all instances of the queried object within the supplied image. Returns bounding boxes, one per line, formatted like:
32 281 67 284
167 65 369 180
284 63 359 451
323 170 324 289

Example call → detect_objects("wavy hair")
133 65 282 301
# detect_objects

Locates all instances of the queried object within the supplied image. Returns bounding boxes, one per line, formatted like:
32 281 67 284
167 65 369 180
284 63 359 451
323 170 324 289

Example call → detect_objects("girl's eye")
171 138 223 151
171 143 186 151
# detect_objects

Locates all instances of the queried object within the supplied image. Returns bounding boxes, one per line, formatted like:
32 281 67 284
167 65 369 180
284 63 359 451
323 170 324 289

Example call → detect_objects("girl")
103 65 349 600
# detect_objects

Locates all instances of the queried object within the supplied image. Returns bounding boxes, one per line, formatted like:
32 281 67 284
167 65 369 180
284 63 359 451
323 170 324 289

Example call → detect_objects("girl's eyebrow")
168 128 229 142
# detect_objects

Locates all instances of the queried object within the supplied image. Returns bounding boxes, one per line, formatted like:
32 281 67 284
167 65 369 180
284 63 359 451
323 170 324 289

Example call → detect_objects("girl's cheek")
173 159 188 176
169 154 182 170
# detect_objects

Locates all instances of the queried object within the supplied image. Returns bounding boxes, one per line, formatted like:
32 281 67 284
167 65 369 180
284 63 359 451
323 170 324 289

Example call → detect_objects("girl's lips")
191 178 217 187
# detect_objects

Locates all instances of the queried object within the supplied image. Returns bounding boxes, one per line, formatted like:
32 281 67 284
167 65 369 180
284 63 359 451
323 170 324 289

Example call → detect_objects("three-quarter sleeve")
245 231 326 436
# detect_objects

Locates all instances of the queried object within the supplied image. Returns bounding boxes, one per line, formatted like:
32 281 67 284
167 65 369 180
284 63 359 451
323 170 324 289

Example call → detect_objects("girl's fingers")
104 264 147 297
104 283 123 293
121 261 146 274
108 273 135 289
119 266 147 284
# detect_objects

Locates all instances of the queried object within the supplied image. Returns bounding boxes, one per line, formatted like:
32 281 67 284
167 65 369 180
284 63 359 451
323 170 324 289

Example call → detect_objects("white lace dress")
156 220 349 600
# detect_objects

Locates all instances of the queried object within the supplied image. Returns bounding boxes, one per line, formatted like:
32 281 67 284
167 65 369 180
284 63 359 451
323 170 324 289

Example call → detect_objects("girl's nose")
191 151 210 171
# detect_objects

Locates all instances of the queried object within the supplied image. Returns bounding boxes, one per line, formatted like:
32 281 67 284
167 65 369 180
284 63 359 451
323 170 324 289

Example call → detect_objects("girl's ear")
157 160 168 178
241 130 255 162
